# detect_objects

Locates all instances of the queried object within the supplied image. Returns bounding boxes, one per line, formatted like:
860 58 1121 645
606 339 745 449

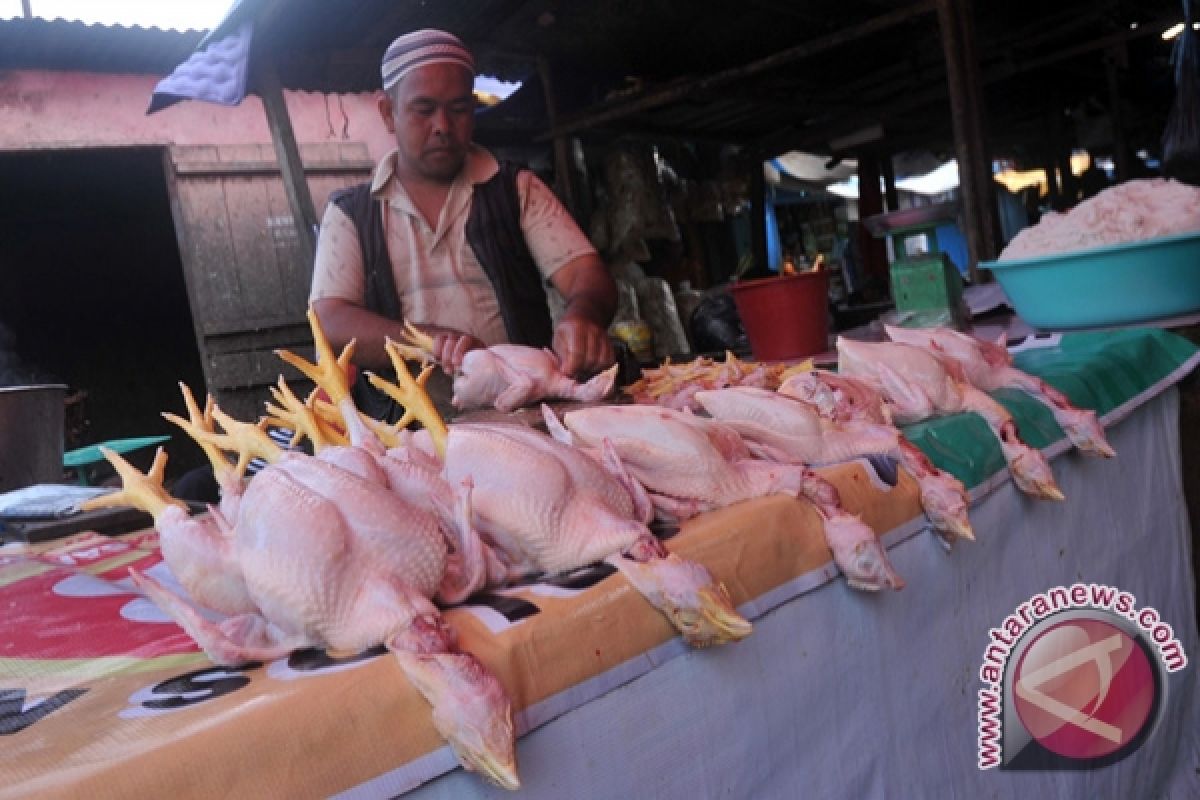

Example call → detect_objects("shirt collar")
370 145 499 199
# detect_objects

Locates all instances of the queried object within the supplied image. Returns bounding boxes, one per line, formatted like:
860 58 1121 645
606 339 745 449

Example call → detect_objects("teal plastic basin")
981 230 1200 330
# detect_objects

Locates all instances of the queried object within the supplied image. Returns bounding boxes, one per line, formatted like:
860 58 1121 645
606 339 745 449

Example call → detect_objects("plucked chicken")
555 403 904 591
82 445 517 788
779 370 974 546
84 312 519 789
396 322 617 412
882 325 1114 458
691 386 902 466
836 337 1063 501
358 343 751 647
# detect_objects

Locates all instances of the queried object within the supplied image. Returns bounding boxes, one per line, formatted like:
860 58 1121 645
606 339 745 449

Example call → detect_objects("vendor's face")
380 63 475 185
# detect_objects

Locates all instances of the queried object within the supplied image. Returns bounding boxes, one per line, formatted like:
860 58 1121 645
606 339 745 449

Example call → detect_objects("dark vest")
328 161 553 419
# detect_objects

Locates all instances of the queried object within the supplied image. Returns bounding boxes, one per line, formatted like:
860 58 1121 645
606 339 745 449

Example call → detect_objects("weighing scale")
864 202 968 328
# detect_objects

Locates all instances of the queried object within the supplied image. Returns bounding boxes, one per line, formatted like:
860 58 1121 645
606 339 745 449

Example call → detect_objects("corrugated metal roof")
0 17 202 76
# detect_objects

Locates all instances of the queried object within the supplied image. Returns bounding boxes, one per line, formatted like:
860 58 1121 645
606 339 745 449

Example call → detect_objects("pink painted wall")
0 69 396 162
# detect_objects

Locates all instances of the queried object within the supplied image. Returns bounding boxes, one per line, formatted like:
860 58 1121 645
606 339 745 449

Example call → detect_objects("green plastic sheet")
900 328 1200 489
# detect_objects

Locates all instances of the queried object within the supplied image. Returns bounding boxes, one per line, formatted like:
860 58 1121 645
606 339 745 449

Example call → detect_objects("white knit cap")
381 29 475 91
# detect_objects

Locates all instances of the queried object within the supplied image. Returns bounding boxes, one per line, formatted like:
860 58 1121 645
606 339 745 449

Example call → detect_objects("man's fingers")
554 320 614 377
556 330 582 376
590 332 614 372
451 335 472 370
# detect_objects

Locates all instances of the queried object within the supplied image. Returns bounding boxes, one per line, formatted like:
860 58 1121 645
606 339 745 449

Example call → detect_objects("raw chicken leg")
883 325 1114 458
837 338 1063 501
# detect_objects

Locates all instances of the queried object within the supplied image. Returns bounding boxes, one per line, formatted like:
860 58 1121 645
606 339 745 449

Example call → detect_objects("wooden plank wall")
164 142 372 420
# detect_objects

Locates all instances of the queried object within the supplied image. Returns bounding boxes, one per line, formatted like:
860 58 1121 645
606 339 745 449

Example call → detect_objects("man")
310 29 615 417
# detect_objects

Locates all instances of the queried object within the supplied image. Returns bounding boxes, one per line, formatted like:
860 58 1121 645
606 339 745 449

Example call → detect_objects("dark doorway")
0 147 208 477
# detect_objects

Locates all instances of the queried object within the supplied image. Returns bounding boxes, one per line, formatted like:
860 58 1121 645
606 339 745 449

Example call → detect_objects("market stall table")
1 329 1197 798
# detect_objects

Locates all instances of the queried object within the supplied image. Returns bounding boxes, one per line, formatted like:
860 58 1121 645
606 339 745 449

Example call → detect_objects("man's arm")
548 253 617 376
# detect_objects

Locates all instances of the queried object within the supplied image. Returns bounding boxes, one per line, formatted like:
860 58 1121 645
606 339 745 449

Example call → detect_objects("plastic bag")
1164 0 1200 185
635 277 691 358
690 289 750 355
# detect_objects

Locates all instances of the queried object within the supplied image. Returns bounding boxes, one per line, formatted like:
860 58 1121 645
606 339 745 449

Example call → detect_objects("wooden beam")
537 0 937 142
254 57 319 272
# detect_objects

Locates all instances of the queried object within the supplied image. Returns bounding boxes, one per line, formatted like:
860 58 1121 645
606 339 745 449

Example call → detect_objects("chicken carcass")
692 386 902 466
556 404 904 591
437 423 750 646
397 322 617 412
883 325 1114 458
82 445 518 789
836 337 1063 501
779 370 973 546
359 348 750 648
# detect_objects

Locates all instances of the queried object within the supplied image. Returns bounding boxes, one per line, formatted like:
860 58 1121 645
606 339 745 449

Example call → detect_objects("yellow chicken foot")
275 308 355 405
276 307 387 452
162 383 239 487
368 339 449 459
264 377 348 452
79 447 186 521
209 408 283 478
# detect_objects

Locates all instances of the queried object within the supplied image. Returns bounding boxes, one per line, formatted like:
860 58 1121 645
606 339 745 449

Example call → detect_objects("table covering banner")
0 328 1196 798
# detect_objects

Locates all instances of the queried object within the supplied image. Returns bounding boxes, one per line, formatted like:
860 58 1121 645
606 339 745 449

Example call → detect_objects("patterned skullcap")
381 29 475 91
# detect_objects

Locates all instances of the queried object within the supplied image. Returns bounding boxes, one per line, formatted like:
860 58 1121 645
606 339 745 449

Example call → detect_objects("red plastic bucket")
729 271 830 361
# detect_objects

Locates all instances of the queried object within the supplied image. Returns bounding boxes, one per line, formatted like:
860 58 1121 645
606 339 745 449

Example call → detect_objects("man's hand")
553 315 614 377
548 254 617 377
430 330 485 372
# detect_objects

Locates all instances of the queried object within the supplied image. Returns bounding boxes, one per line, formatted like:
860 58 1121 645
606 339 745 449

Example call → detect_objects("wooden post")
956 0 999 264
537 57 579 220
936 0 993 281
881 153 899 212
255 58 318 271
21 0 31 19
856 153 888 300
750 156 768 275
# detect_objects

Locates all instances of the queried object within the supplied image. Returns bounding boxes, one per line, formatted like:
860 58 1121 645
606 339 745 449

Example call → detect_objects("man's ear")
378 92 397 133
